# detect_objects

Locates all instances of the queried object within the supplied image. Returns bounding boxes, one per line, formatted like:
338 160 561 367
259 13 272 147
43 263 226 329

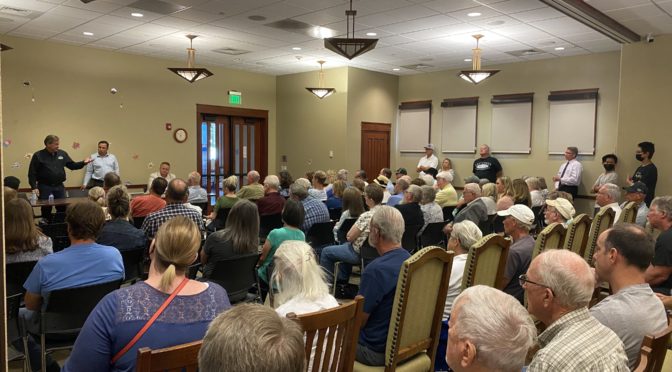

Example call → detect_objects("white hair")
535 250 595 309
652 196 672 222
406 184 422 203
451 220 483 249
420 185 436 204
600 183 620 203
421 174 435 186
248 170 260 183
463 183 481 197
294 177 311 190
436 171 453 183
371 206 404 244
271 241 330 307
336 169 348 181
263 175 280 189
453 285 536 372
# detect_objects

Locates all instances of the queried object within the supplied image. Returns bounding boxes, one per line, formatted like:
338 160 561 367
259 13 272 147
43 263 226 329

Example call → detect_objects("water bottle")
48 193 54 204
29 192 37 205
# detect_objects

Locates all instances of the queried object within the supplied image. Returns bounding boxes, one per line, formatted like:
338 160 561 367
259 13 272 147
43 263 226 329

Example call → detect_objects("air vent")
212 47 251 55
401 63 433 70
127 0 190 15
506 48 546 57
0 6 41 19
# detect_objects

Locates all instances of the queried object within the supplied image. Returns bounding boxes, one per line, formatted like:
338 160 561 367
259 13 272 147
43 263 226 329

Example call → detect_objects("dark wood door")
361 122 391 183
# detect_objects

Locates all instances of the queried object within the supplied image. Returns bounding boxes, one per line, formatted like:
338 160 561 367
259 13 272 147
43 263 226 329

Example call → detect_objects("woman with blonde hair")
512 178 532 207
495 176 514 201
97 185 146 253
208 175 240 228
64 216 231 372
5 198 53 264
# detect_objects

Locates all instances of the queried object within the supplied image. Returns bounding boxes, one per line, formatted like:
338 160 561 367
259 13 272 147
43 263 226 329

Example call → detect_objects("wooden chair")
562 214 592 256
136 340 202 372
531 223 567 260
287 295 365 372
460 234 510 291
617 201 638 224
353 247 454 372
584 207 616 265
634 321 672 372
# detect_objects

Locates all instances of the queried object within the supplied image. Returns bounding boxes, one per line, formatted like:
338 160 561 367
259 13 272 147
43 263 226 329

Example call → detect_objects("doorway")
360 122 391 183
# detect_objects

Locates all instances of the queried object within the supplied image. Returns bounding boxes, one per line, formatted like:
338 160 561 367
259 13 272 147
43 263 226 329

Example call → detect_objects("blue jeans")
320 243 360 283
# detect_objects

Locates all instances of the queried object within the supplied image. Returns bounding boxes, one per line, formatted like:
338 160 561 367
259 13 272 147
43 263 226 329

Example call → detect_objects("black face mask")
603 164 615 171
636 154 644 162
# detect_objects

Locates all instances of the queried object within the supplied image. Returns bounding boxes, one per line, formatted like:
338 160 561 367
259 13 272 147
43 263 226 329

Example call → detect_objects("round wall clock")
174 128 188 143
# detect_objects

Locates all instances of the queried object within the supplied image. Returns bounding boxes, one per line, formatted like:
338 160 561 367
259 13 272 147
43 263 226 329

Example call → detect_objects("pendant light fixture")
324 0 378 59
168 35 213 83
458 34 500 84
305 61 335 99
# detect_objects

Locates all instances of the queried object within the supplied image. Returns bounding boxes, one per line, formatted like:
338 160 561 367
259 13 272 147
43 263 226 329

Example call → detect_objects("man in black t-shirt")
629 141 657 207
472 144 502 183
645 196 672 294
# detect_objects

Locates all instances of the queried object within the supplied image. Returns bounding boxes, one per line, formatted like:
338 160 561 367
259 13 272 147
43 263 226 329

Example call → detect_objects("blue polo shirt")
358 248 411 353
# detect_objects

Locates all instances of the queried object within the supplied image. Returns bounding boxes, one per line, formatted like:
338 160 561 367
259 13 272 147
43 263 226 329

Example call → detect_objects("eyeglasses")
519 274 554 294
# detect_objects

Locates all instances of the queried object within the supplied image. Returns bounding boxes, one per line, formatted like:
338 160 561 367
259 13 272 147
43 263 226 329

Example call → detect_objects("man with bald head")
236 170 264 201
525 250 628 371
141 178 205 239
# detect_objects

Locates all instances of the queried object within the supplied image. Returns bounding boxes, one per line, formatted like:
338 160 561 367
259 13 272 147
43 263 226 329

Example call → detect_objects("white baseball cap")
497 204 535 225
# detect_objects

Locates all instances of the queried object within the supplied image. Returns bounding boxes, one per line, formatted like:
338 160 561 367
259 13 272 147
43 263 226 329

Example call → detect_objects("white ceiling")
1 0 671 76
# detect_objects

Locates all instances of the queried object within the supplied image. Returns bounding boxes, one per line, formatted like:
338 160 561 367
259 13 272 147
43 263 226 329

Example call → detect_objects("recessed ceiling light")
131 12 143 17
366 32 377 36
83 32 94 36
292 47 301 50
467 12 481 17
392 68 400 71
464 58 472 62
555 47 565 51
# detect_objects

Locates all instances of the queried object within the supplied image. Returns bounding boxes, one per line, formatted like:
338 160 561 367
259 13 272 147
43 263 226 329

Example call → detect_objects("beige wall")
1 36 277 188
616 34 672 198
397 52 621 214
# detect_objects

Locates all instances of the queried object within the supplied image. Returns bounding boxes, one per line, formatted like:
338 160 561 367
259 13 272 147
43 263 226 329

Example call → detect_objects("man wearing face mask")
592 154 618 212
628 141 657 207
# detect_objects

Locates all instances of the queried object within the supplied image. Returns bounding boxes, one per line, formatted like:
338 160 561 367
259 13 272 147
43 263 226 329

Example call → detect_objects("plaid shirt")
301 196 330 232
529 307 628 372
142 203 205 239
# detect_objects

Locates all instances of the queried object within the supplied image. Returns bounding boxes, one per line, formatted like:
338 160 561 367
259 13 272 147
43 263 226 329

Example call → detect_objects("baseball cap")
424 144 434 150
497 204 535 225
625 181 648 195
395 167 407 175
545 198 575 220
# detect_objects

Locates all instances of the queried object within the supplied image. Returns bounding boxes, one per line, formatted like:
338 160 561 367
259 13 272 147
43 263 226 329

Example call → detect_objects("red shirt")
130 194 166 217
256 192 285 216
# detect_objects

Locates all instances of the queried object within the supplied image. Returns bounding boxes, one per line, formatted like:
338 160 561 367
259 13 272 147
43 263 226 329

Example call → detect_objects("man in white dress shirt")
147 161 176 192
553 146 583 199
82 140 119 189
417 144 439 177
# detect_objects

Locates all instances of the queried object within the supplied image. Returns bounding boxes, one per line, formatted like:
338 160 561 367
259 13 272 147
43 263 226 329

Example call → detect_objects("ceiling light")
467 12 482 17
83 31 94 36
555 46 565 50
167 35 214 83
392 68 400 71
366 32 377 36
324 0 378 59
131 12 144 17
458 34 500 84
292 47 302 50
305 60 335 99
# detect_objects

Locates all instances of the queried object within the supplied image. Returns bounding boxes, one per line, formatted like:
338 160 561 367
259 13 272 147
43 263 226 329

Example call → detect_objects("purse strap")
110 277 190 365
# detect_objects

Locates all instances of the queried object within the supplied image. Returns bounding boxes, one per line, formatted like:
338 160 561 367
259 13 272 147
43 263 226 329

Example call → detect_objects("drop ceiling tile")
88 34 146 48
11 28 59 39
605 4 667 22
529 17 596 36
356 5 440 28
378 34 417 46
577 39 621 52
357 0 424 14
620 16 672 35
422 0 486 14
582 0 650 12
49 5 104 20
209 18 314 43
232 2 311 24
61 0 123 13
447 5 504 22
127 23 180 37
488 0 547 14
96 14 144 28
13 13 89 34
108 6 164 22
151 15 200 29
0 0 56 12
193 0 280 17
378 14 461 34
562 32 610 43
292 10 341 26
508 7 564 23
171 7 226 23
401 22 481 41
468 14 521 29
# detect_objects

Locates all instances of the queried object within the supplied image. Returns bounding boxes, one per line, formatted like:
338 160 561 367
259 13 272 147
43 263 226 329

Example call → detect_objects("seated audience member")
325 180 346 210
130 177 167 218
421 174 435 187
147 161 175 191
236 170 264 200
378 168 394 194
495 194 514 212
526 177 545 208
356 206 411 366
273 241 339 315
320 184 384 285
333 187 365 242
395 184 424 226
354 169 368 185
480 182 497 215
209 175 240 221
290 183 329 232
495 176 514 201
63 217 231 372
621 182 649 226
591 224 668 369
435 171 458 208
394 167 407 182
440 158 455 180
512 178 532 207
305 171 315 185
645 196 672 294
435 221 482 371
419 185 444 234
309 170 329 201
202 200 259 278
445 184 487 234
596 183 622 221
373 175 391 204
4 186 18 204
497 205 536 304
88 186 106 207
257 175 286 216
446 286 536 372
257 199 305 297
326 169 348 197
5 198 53 264
294 177 312 190
386 178 408 207
103 172 121 191
142 179 205 239
186 171 208 203
544 197 575 227
97 186 146 253
278 170 293 198
538 176 550 199
23 201 124 372
592 153 619 210
525 250 628 371
351 178 366 193
411 177 426 187
4 175 20 190
199 304 305 372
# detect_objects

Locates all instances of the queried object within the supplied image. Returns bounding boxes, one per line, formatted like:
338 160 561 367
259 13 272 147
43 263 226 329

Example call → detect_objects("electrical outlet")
329 150 334 158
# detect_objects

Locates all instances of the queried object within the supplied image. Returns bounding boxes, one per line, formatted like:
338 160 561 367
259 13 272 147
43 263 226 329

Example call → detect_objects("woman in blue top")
63 216 231 372
257 199 305 300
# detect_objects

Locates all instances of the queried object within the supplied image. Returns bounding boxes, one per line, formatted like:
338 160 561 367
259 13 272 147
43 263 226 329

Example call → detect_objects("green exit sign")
228 90 242 105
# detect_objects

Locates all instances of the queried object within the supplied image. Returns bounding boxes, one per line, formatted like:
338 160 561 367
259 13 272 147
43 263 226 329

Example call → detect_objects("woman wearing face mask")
592 153 618 212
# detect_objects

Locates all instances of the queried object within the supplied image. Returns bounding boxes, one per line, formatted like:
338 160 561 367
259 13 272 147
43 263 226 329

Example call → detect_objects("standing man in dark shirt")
472 144 502 183
629 141 657 207
28 135 91 219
